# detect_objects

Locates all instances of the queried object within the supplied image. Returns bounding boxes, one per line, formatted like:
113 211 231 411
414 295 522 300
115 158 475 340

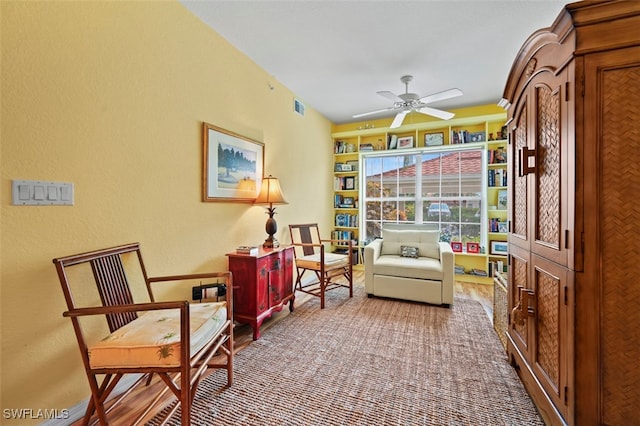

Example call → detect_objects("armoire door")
509 244 574 424
508 67 573 268
576 45 640 425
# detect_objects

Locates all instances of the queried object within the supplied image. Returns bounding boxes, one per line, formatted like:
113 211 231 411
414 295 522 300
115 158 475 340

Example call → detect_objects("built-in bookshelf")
331 108 507 281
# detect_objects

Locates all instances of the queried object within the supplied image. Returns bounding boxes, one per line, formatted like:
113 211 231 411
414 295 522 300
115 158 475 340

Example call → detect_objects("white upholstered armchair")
364 225 454 307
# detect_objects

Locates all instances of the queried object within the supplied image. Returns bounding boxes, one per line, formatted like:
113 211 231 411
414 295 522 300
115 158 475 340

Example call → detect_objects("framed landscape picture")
425 132 444 146
490 240 509 256
203 122 264 202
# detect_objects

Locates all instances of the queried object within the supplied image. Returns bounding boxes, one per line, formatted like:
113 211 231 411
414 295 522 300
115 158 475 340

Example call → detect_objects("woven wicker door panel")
534 86 561 250
599 62 640 426
531 255 571 420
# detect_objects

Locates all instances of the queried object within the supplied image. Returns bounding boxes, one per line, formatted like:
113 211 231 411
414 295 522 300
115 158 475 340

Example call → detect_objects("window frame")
359 144 487 246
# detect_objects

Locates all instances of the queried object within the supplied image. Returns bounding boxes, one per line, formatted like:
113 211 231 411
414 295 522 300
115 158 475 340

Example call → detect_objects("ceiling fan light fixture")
353 75 463 126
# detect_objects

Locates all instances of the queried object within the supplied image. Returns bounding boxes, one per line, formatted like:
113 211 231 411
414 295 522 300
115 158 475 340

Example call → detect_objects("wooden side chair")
52 242 234 425
288 223 353 309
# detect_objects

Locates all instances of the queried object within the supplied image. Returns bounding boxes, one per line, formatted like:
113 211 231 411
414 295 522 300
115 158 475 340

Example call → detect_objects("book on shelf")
236 246 258 255
488 168 507 187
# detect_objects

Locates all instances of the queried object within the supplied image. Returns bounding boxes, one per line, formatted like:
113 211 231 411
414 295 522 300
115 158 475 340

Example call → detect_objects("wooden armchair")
288 223 353 309
52 242 234 425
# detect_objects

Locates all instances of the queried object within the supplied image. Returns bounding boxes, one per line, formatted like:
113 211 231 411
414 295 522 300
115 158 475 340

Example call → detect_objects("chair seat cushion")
373 255 443 281
88 302 227 369
296 252 349 270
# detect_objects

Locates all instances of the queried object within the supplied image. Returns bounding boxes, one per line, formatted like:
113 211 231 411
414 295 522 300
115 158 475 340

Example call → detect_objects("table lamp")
254 175 288 248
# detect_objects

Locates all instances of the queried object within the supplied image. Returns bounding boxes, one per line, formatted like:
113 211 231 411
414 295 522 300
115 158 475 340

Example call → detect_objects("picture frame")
425 132 444 146
203 122 264 202
498 222 509 233
450 242 463 253
341 196 355 207
498 190 508 210
466 242 480 254
490 240 509 256
397 136 414 149
344 176 356 190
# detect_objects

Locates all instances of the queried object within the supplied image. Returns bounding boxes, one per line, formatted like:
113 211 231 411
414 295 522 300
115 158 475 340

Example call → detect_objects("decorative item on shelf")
341 196 355 208
490 240 508 256
469 132 486 142
466 242 480 254
254 175 288 249
498 190 508 210
450 242 463 253
344 176 356 190
489 147 507 164
425 132 444 146
387 134 398 149
236 246 259 255
397 136 414 149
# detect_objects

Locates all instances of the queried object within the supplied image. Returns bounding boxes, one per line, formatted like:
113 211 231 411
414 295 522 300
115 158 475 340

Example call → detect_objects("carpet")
150 285 543 425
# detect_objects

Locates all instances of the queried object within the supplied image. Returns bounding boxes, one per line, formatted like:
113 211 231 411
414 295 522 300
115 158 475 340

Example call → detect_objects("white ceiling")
180 0 570 124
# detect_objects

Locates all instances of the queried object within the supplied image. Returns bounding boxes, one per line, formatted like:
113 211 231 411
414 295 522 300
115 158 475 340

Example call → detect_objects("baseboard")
40 374 143 426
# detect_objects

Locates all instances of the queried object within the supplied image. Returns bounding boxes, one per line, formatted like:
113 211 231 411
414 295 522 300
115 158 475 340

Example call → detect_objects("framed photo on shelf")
202 122 264 202
466 242 480 254
498 222 509 233
498 190 508 210
397 136 414 149
425 132 444 146
450 242 463 253
341 196 355 207
344 176 356 190
490 240 509 256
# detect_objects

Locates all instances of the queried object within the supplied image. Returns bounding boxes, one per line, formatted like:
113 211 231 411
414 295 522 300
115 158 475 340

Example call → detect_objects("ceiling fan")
353 75 463 128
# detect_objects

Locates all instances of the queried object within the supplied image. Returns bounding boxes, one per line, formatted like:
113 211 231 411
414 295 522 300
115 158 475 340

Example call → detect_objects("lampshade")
254 175 288 205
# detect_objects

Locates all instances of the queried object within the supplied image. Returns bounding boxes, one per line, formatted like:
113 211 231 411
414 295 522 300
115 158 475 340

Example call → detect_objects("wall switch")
12 180 74 206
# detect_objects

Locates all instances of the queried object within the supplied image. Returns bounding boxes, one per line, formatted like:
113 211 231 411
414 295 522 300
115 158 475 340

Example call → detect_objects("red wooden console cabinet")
226 246 294 340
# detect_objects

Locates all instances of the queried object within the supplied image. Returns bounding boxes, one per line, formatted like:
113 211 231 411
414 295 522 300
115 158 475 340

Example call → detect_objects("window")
362 147 484 245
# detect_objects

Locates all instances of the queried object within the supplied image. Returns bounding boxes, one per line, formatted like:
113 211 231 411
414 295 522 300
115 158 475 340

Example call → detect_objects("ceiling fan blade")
419 88 463 104
417 106 455 120
390 110 409 128
352 107 395 119
377 91 403 102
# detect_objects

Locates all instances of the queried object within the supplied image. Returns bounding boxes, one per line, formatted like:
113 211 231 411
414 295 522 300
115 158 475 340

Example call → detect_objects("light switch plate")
12 180 74 205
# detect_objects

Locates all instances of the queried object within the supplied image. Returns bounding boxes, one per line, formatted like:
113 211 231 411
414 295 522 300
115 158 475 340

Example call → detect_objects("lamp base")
263 209 279 249
262 237 280 249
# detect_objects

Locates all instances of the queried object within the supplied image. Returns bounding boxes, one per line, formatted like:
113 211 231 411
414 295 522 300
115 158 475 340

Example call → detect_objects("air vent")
294 98 305 116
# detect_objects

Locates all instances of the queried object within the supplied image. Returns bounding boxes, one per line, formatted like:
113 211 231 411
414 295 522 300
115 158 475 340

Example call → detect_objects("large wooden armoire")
500 1 640 425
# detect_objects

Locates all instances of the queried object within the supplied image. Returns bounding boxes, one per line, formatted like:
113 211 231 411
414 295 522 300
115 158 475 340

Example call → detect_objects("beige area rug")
150 285 543 425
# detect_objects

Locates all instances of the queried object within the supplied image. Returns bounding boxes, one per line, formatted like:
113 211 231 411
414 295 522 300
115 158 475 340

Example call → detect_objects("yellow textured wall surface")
0 1 332 421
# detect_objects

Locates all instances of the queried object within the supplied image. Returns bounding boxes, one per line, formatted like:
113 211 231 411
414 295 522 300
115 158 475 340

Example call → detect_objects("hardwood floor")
70 277 493 425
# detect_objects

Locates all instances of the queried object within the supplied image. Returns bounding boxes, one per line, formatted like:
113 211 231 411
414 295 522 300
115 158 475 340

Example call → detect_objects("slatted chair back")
90 251 140 332
55 243 148 333
289 223 322 257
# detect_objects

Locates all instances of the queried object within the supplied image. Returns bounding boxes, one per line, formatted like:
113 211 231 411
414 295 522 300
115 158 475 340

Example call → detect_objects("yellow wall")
0 1 333 421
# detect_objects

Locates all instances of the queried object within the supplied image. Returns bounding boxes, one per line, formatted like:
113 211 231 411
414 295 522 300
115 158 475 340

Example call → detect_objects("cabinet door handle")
518 147 536 177
521 287 536 317
512 287 536 326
